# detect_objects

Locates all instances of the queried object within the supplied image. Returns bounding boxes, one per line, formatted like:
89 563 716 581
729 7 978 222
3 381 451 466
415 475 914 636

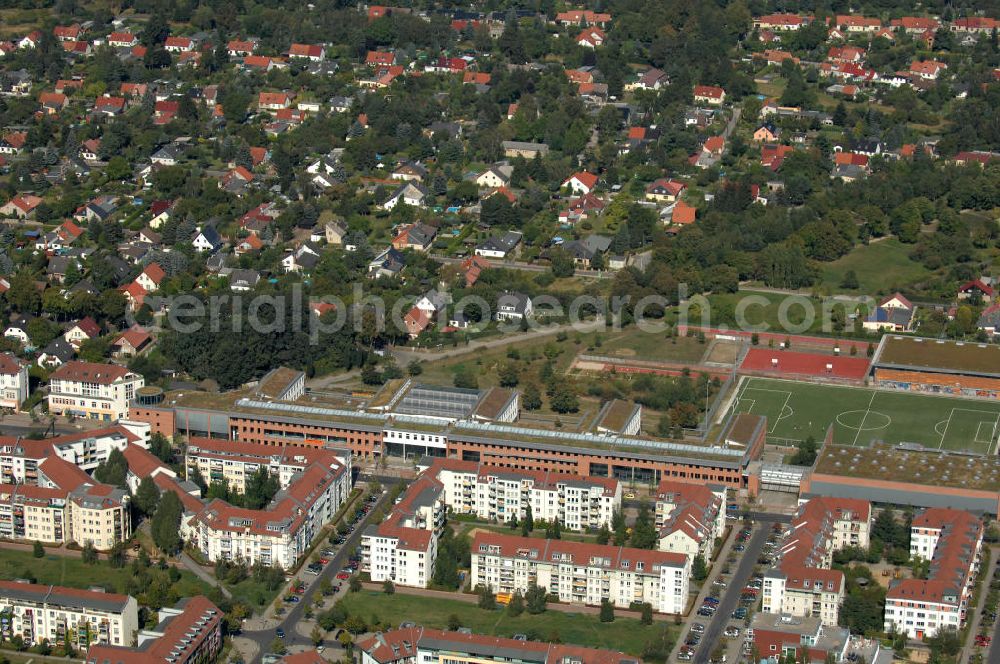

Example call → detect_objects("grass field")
0 548 212 596
338 591 672 656
818 239 932 294
726 376 1000 454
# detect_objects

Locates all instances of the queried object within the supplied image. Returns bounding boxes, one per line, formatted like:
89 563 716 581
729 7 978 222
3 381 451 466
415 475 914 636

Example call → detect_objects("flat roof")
814 444 1000 492
875 336 1000 378
724 413 764 447
256 367 303 399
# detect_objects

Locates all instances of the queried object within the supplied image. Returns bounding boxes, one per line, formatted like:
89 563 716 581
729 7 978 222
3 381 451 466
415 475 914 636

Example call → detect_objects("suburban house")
863 293 915 332
495 291 533 322
475 231 522 259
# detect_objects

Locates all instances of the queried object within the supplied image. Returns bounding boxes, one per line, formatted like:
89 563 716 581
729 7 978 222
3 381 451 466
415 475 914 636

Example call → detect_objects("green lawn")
818 239 931 295
0 548 212 597
726 376 1000 453
338 591 673 656
598 328 708 363
700 291 830 334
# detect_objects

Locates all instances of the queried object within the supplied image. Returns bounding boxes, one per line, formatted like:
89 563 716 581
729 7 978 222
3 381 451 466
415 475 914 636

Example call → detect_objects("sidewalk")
179 551 232 599
959 545 998 664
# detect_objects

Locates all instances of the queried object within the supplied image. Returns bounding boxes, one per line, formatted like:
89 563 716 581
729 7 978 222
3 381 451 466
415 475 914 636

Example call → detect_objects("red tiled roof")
49 360 132 384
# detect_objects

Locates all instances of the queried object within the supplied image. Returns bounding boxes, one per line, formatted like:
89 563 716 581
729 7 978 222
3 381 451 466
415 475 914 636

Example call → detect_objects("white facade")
0 355 28 410
471 533 690 614
47 363 144 422
0 581 138 651
428 461 620 531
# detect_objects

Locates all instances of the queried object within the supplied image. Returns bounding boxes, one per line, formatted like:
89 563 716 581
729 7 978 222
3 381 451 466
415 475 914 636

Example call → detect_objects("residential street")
233 482 398 663
693 523 768 664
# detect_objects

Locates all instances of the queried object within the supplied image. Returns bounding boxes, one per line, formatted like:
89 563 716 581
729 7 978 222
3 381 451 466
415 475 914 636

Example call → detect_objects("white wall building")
422 458 621 531
471 532 690 614
0 580 138 651
0 353 28 411
47 361 144 422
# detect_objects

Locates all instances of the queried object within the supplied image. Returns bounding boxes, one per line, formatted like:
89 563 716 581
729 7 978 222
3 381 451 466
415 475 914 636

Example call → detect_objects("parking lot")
674 518 782 664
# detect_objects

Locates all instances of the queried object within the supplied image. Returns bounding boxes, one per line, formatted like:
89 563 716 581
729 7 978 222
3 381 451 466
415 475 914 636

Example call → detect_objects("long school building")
471 531 690 614
129 399 765 496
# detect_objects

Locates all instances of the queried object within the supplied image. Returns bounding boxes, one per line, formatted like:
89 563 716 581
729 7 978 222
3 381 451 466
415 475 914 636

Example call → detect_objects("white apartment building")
422 458 621 531
67 484 131 551
189 460 350 569
185 438 351 494
0 352 28 410
471 532 690 614
47 361 144 422
362 474 446 587
884 508 983 639
0 580 138 651
762 497 871 626
655 480 726 562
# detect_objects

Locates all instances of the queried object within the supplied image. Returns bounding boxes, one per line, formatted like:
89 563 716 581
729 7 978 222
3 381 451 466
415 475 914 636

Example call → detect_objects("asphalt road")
694 523 769 664
984 555 999 664
242 482 399 662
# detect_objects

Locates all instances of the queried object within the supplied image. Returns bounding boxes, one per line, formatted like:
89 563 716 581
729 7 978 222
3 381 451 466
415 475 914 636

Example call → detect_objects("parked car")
690 623 705 633
336 572 351 580
276 628 285 638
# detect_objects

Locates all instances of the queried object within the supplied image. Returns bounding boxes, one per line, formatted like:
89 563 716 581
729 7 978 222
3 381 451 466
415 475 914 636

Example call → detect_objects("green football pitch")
725 376 1000 455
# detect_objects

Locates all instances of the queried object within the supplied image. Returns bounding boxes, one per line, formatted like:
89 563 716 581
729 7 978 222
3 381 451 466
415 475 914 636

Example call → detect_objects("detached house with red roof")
135 262 166 292
95 95 125 116
226 39 257 56
164 35 195 52
106 31 138 48
562 171 599 195
693 85 726 105
576 27 605 48
289 43 325 61
366 50 396 67
0 194 43 219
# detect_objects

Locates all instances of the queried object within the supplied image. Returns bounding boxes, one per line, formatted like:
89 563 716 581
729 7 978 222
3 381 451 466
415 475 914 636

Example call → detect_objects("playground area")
725 376 1000 454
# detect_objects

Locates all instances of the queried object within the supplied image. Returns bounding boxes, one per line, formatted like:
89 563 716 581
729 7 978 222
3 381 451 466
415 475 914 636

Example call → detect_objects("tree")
523 384 542 410
498 363 520 387
790 436 818 466
840 270 859 289
521 504 534 536
630 503 657 549
270 638 287 655
108 542 126 568
82 541 98 564
692 554 709 581
349 575 363 592
640 603 653 625
507 591 524 616
244 468 280 510
477 584 496 609
311 625 324 647
525 583 547 614
150 490 183 554
596 524 611 545
383 579 395 595
33 540 44 558
549 385 579 413
93 448 128 489
134 476 161 516
599 599 615 622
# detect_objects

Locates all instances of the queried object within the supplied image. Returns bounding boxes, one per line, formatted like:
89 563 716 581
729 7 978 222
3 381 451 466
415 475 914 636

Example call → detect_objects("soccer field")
726 377 1000 454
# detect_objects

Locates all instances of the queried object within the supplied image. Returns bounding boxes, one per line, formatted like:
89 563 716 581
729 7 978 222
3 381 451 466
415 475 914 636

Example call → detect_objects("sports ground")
725 376 1000 454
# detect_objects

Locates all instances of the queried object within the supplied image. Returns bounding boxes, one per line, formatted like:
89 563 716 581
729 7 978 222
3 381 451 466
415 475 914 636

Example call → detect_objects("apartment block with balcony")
761 497 871 626
67 484 130 551
47 361 144 422
184 437 351 494
361 474 446 588
654 480 726 563
471 531 690 614
884 508 983 639
0 580 138 652
86 596 222 664
188 459 349 569
420 458 621 531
